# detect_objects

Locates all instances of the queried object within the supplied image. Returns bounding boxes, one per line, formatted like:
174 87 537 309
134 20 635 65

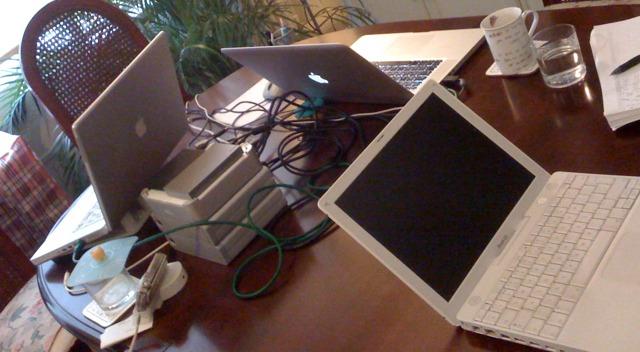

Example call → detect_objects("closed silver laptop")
31 32 187 264
221 28 483 105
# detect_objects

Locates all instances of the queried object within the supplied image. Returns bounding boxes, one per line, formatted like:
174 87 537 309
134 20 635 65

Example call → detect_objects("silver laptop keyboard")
73 202 103 233
372 60 442 90
474 174 640 340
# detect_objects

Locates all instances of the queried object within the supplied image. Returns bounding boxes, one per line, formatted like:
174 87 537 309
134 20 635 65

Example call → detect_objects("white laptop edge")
30 186 108 264
318 79 550 325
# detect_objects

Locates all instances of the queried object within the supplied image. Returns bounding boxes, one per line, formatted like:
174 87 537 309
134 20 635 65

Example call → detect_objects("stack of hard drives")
141 143 285 264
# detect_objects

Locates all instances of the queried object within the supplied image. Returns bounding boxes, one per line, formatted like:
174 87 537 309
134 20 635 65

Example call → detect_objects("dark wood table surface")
38 6 640 351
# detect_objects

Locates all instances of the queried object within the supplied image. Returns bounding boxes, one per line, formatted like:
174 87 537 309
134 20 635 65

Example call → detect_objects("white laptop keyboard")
73 202 103 233
474 174 640 340
372 60 442 90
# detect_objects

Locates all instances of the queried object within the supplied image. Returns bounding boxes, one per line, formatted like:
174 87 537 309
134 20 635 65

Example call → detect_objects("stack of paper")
591 16 640 130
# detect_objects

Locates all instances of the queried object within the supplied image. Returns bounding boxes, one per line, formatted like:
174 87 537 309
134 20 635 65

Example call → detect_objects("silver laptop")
221 29 483 105
31 32 187 264
319 80 640 352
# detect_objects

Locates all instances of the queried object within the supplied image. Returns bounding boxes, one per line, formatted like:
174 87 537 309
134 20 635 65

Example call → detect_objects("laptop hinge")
496 215 531 265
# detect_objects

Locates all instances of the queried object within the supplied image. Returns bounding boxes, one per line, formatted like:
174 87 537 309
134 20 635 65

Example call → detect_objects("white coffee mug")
480 7 539 75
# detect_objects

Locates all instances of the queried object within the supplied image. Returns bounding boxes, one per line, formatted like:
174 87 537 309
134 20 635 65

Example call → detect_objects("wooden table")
38 6 640 351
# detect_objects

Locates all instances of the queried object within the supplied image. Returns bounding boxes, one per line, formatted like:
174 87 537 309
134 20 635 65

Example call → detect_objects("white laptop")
319 80 640 352
31 32 187 265
221 29 484 105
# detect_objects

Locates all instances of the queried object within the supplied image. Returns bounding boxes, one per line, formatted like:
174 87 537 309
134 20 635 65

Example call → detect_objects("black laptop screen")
335 94 535 301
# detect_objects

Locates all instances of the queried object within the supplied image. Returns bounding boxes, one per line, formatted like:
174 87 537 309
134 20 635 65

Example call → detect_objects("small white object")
158 261 189 302
485 61 538 77
83 297 136 328
240 142 253 154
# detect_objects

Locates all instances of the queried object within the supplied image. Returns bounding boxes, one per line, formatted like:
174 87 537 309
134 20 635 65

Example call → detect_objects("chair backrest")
20 0 149 145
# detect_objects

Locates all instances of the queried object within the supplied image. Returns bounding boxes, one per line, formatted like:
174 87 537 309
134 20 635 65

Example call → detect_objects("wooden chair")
20 0 149 145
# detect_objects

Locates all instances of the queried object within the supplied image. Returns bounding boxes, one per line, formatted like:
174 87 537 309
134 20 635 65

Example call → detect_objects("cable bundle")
75 91 401 299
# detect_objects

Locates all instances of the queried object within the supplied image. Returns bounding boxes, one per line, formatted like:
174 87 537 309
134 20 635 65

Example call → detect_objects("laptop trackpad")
601 231 640 283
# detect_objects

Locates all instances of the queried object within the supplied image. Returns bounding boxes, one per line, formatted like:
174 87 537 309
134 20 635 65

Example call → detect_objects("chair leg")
48 327 78 352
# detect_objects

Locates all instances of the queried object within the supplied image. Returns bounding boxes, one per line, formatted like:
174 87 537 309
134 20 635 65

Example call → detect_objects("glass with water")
533 24 586 88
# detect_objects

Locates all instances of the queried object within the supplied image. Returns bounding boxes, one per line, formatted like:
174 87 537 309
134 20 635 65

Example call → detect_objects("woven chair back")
21 0 148 144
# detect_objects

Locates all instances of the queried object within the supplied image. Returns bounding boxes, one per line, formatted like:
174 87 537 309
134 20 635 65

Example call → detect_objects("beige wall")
358 0 544 23
283 0 353 33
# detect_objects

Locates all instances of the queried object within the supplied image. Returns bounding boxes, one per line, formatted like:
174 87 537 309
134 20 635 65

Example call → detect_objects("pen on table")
611 54 640 75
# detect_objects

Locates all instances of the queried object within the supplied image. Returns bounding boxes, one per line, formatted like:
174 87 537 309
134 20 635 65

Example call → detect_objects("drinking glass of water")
532 24 586 88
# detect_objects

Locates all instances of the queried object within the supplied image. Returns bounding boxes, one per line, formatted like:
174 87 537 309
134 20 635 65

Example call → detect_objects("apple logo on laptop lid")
135 117 147 138
308 72 329 84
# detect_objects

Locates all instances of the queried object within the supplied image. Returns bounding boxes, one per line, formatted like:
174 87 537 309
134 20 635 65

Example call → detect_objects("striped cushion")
0 133 70 257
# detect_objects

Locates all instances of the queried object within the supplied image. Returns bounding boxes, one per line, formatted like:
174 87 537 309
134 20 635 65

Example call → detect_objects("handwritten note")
591 16 640 130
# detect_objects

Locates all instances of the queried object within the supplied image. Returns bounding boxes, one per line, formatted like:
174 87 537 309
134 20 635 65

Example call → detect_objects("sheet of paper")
100 311 154 349
591 16 640 130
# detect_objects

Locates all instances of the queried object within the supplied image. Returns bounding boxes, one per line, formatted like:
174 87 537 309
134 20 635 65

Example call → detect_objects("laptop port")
484 329 497 337
461 322 479 332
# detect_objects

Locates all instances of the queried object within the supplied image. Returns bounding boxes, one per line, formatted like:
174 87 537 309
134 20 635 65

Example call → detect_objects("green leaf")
46 132 90 198
0 58 31 132
108 0 374 95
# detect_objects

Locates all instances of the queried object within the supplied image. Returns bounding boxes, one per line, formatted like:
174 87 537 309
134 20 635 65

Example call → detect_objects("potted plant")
110 0 373 95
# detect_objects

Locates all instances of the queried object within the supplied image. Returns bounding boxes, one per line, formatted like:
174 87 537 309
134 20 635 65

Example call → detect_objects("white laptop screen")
335 94 535 301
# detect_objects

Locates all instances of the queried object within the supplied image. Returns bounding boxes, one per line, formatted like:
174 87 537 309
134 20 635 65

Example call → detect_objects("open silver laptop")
221 29 483 105
319 80 640 352
31 32 187 264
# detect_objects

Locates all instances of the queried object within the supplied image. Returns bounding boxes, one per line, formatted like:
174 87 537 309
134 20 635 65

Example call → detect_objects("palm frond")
46 132 90 198
0 0 372 198
109 0 374 95
0 58 33 133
